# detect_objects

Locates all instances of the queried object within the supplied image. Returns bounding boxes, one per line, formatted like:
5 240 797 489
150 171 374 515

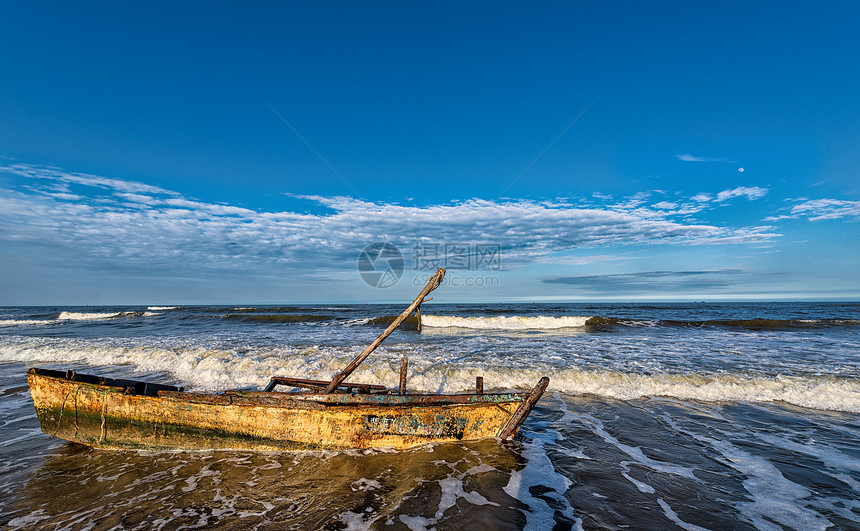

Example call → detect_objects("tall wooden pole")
399 358 408 395
323 268 445 393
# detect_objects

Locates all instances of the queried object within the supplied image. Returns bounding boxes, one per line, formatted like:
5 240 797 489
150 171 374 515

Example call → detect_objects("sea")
0 302 858 530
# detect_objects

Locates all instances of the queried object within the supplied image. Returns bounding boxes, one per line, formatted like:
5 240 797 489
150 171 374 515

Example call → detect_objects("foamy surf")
1 300 856 530
0 320 55 326
405 366 860 413
421 314 591 330
546 370 860 413
56 311 125 321
2 337 858 413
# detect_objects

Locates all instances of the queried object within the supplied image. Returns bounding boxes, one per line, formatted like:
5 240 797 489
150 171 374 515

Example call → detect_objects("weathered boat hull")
27 368 548 451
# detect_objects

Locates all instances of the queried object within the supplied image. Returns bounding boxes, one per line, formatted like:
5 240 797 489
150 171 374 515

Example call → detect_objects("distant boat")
27 269 549 451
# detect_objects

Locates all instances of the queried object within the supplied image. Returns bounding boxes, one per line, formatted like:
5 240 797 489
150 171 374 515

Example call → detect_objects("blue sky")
1 2 858 304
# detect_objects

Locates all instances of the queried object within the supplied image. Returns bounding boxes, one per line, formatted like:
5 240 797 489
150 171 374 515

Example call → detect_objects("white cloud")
44 192 85 201
1 163 177 196
116 192 162 205
688 187 767 207
535 254 644 266
788 199 860 221
676 154 735 163
716 186 768 201
609 192 651 210
0 164 781 277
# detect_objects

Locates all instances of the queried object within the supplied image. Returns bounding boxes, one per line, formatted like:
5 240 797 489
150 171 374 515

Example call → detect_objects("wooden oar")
323 268 446 393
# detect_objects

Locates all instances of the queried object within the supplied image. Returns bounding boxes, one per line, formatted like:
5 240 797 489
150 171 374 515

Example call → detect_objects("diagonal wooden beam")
323 268 446 393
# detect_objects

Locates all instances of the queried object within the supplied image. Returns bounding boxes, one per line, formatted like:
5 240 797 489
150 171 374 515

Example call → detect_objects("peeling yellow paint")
28 369 543 451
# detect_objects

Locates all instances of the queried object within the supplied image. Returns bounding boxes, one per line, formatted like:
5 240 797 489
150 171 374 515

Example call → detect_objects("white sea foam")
0 337 354 392
394 454 503 531
553 371 860 413
350 478 383 492
56 311 123 321
697 434 833 530
4 311 146 324
421 314 590 330
656 498 710 531
147 306 177 311
505 395 581 530
571 412 697 480
399 363 860 413
0 320 54 326
7 510 52 529
2 338 859 412
751 431 860 491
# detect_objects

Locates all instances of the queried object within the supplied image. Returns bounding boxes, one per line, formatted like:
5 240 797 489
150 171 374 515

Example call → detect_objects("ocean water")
0 302 858 529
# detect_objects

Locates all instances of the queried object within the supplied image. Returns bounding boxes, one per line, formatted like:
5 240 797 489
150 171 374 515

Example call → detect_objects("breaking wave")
3 337 858 413
547 370 860 413
0 320 55 327
422 314 860 331
10 310 855 331
421 315 591 330
56 311 128 320
1 312 170 325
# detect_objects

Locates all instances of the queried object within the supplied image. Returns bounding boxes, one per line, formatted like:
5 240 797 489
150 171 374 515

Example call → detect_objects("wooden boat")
27 269 549 451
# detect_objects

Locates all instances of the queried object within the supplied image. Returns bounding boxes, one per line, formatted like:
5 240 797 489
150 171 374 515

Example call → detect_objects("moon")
738 167 745 172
